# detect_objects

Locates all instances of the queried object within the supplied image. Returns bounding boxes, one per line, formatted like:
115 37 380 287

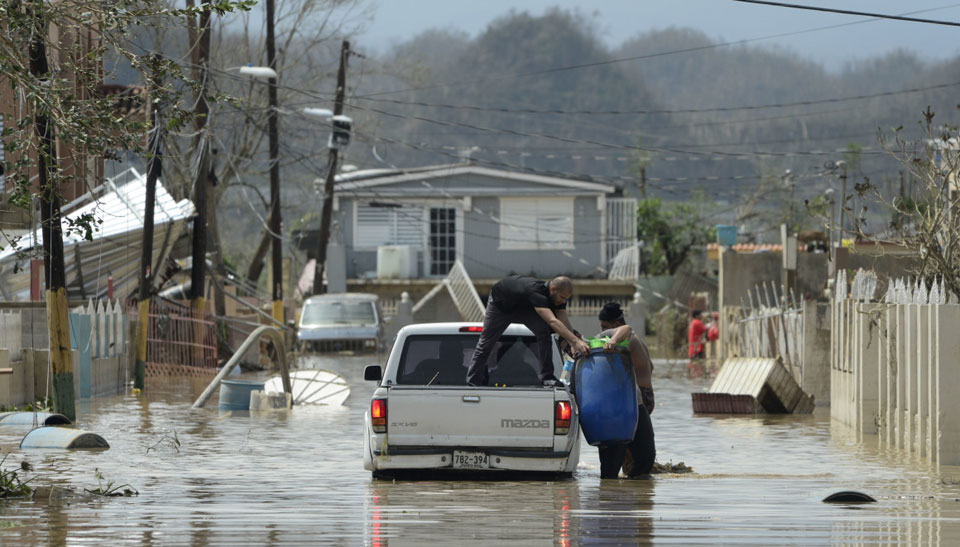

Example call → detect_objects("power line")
350 80 960 116
353 3 960 98
730 0 960 27
342 99 884 161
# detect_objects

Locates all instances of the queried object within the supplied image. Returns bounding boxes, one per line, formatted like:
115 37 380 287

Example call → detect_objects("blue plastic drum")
219 379 266 411
573 348 639 446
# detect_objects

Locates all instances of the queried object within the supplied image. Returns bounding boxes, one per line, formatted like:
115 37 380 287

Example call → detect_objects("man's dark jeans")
466 298 556 386
598 404 656 479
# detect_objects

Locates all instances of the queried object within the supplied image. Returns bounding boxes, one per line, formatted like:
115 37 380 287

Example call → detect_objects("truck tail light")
371 399 387 433
459 326 483 333
555 401 571 435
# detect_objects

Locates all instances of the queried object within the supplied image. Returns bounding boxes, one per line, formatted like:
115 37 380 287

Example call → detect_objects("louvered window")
354 202 424 249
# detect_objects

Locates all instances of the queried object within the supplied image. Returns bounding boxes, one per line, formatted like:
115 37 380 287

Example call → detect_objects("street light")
238 65 278 79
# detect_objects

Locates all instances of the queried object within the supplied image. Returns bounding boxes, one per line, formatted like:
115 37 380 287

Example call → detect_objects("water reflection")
364 478 656 546
574 480 654 545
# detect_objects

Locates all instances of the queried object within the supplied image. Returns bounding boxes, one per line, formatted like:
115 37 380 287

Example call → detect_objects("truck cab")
362 323 580 479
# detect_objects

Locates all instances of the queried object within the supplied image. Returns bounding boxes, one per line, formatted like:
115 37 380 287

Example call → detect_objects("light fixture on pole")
238 65 278 79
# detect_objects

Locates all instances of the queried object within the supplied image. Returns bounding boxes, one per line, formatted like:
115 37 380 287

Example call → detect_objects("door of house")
428 207 456 276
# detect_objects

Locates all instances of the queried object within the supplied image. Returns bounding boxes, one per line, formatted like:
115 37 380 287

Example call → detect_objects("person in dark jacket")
594 302 656 479
466 275 589 387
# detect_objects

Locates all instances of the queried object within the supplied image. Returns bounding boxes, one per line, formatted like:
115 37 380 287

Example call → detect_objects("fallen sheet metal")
692 357 815 414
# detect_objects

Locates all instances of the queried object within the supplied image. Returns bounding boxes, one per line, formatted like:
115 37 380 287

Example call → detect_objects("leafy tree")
636 198 716 275
0 0 252 418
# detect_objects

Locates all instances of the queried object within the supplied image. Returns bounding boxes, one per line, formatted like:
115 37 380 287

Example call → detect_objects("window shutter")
499 198 573 250
355 203 424 249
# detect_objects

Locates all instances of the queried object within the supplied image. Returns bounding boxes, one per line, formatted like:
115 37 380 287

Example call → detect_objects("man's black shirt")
490 275 566 313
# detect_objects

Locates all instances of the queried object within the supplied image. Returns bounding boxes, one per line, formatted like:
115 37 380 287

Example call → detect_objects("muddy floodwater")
2 355 960 545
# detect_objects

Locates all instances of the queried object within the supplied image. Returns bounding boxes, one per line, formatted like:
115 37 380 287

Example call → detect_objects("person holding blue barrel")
595 302 656 479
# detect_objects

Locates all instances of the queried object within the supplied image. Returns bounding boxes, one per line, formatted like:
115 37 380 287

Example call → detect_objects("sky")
359 0 960 70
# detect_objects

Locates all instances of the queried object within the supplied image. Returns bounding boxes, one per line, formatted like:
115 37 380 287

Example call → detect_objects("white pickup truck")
362 322 581 479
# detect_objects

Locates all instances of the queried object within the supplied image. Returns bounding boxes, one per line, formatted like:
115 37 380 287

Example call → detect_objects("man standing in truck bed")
467 275 590 387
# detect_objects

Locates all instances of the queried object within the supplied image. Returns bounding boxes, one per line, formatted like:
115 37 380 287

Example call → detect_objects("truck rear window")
397 334 543 386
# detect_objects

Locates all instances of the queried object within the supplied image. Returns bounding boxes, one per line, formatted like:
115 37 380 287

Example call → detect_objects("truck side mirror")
364 365 382 382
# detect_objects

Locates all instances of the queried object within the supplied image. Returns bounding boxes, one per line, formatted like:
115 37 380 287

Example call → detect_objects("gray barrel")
20 426 109 449
0 412 72 427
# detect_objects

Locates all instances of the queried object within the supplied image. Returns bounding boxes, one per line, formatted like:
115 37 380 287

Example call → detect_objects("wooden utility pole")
190 1 212 312
29 8 75 421
312 40 350 296
266 0 284 322
838 161 847 243
640 165 647 199
135 74 163 391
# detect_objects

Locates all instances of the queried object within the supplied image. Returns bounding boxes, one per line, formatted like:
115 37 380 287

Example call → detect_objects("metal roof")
0 168 194 300
333 164 616 194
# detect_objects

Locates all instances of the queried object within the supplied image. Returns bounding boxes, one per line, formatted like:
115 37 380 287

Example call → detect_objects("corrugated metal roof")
0 168 194 300
0 168 193 261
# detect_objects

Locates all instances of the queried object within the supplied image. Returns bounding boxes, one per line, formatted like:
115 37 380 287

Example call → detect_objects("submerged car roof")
303 293 379 304
397 322 534 337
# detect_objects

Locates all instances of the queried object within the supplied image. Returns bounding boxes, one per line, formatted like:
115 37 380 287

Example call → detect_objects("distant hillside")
333 11 960 239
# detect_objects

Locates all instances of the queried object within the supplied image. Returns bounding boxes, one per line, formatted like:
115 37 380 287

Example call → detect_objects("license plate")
452 450 489 469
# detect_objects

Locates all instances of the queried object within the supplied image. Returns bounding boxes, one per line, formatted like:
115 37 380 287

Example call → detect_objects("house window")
499 197 574 250
354 202 424 249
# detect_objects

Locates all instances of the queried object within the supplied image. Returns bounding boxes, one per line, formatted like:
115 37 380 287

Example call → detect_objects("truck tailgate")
386 387 557 448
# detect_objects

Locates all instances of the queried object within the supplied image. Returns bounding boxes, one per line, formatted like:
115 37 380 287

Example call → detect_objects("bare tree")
865 107 960 299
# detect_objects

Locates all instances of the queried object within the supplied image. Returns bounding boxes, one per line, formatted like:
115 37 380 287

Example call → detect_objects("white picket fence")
0 310 22 361
73 299 126 358
831 269 960 465
565 296 632 317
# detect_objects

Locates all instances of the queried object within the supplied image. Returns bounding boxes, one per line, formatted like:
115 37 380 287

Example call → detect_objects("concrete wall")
719 249 828 311
341 194 605 279
801 301 831 406
832 297 960 466
0 348 126 408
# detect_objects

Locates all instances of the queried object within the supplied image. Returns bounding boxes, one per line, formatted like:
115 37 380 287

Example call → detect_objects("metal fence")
143 300 218 369
729 280 804 379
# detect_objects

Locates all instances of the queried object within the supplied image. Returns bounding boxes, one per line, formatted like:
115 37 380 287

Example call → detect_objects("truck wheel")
372 470 394 480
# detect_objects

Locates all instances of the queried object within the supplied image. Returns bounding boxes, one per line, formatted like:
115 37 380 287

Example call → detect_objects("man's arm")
535 307 589 355
603 325 633 351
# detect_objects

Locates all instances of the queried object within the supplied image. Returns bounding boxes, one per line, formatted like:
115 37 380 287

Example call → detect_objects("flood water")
2 355 960 545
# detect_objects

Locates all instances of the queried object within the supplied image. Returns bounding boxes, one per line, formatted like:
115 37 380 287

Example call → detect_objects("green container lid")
586 337 630 349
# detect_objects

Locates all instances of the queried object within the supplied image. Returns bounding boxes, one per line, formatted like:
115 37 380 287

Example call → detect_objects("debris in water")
650 461 694 474
823 491 876 503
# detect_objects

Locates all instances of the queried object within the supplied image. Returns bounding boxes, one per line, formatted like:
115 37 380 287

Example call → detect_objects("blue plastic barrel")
573 349 638 446
716 224 738 246
219 379 265 411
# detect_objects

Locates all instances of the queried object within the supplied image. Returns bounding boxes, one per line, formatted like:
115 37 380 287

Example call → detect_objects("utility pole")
29 10 74 421
640 165 647 199
838 160 847 244
190 1 212 315
266 0 283 322
135 62 163 391
312 40 350 296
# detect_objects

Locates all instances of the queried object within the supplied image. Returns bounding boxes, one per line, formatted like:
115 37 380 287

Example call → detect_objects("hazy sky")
360 0 960 70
